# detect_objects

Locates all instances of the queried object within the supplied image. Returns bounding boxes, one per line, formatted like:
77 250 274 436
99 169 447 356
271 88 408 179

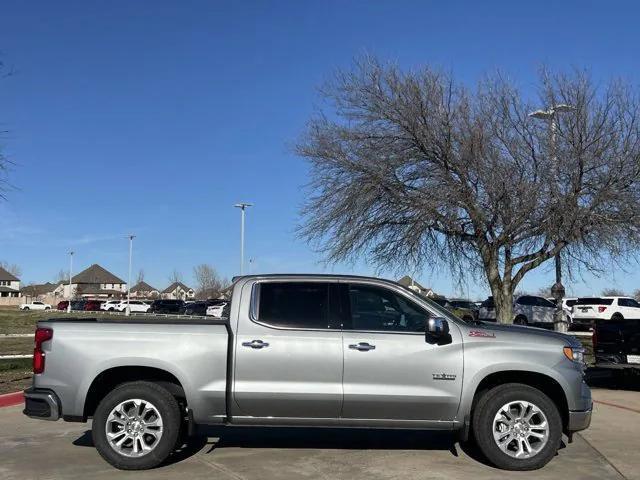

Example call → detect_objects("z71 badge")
432 373 457 381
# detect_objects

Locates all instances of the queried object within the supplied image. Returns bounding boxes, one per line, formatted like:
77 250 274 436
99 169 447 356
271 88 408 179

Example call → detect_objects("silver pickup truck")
23 274 592 471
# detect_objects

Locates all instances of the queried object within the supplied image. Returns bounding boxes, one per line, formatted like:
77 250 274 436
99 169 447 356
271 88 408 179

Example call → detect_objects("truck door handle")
349 342 376 351
242 339 270 349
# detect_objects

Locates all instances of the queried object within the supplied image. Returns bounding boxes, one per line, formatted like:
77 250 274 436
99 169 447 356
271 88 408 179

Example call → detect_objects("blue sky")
1 0 639 298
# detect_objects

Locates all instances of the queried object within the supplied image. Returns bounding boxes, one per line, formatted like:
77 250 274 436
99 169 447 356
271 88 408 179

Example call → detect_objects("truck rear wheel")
472 383 562 470
92 381 181 470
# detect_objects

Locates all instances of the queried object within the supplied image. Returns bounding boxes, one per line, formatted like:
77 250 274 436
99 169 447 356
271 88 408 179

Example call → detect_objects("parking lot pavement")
582 388 640 480
0 401 629 480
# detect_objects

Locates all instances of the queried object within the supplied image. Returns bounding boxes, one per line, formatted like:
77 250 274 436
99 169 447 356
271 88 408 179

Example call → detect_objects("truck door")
233 281 343 418
341 283 464 421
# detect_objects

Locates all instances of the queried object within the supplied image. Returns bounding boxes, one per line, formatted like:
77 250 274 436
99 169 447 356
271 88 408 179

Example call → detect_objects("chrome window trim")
245 278 458 335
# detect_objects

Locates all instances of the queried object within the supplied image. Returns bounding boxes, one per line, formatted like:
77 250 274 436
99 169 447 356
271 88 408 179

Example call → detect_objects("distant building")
162 282 195 300
0 266 20 298
21 282 62 299
397 275 435 297
129 281 160 299
63 264 127 299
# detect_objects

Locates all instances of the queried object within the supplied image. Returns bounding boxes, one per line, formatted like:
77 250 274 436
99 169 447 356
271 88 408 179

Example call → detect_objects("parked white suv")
572 296 640 323
19 301 51 311
116 300 150 313
100 300 121 311
478 295 556 326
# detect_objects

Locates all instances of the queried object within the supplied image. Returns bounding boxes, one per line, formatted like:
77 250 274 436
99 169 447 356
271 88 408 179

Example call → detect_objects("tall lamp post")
67 251 74 313
126 235 135 316
234 203 252 275
529 104 575 333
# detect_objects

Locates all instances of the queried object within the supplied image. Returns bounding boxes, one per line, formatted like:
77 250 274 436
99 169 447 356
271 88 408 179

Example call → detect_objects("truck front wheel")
472 383 562 470
92 381 181 470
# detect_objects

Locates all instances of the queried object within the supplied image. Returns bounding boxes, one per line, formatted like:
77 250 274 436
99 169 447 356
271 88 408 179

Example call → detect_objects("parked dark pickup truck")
593 319 640 370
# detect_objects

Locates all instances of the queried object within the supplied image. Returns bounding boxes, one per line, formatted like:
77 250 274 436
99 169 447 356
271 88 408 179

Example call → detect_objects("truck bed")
34 315 231 423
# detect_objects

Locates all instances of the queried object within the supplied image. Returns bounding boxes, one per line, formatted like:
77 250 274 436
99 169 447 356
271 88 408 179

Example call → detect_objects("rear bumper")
567 405 592 432
23 387 61 421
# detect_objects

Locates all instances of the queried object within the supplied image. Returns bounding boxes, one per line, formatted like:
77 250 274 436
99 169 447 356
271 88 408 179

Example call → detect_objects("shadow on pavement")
73 426 469 468
586 368 640 391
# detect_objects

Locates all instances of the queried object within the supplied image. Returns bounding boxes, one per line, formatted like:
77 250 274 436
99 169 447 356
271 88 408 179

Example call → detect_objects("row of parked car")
477 294 640 327
49 298 229 317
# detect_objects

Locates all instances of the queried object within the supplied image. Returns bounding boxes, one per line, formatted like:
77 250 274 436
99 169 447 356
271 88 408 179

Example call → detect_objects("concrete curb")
0 391 24 408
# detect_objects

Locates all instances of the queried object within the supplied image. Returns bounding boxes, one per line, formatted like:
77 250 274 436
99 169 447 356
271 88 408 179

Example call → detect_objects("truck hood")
463 321 582 348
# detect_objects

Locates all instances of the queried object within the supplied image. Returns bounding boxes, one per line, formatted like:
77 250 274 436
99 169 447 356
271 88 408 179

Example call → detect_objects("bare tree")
633 289 640 301
136 269 145 285
168 269 183 284
193 264 224 299
536 287 552 298
0 261 21 278
53 269 69 283
602 288 625 296
297 58 640 323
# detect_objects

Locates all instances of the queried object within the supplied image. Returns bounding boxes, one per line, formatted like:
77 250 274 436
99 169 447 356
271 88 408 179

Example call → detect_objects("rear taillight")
598 306 607 313
33 327 53 374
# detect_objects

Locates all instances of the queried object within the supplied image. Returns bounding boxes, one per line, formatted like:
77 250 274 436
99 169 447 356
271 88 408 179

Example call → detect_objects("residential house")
397 275 436 297
63 264 127 299
162 282 195 300
20 282 63 300
0 266 20 298
129 281 160 299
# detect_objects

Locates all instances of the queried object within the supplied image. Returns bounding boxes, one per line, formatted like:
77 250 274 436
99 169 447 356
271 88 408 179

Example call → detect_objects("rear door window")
257 282 330 329
516 296 537 306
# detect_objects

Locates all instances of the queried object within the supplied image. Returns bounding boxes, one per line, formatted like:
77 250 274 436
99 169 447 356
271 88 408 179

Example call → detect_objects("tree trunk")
494 288 514 324
486 271 514 324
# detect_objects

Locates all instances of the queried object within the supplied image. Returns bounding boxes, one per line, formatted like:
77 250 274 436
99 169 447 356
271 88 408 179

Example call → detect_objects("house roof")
130 281 157 293
71 264 125 285
21 282 58 296
162 281 193 294
396 276 431 292
0 266 19 282
0 286 19 293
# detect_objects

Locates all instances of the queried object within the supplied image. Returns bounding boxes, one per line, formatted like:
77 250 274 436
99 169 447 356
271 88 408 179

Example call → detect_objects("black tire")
92 381 181 470
611 313 624 321
513 315 528 326
23 307 30 311
472 383 562 470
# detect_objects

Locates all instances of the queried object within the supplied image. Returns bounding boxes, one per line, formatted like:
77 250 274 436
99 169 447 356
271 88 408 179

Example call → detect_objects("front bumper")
567 405 592 432
23 387 61 421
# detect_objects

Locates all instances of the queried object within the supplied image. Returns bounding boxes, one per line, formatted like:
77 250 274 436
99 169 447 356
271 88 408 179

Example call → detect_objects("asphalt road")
0 388 637 480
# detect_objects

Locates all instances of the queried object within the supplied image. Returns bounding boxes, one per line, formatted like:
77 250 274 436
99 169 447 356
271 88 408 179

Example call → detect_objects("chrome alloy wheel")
492 400 549 459
105 399 164 457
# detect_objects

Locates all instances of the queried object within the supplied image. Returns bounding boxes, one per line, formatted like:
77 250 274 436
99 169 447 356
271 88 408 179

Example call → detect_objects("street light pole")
529 104 575 333
234 203 253 275
126 235 135 316
67 251 74 313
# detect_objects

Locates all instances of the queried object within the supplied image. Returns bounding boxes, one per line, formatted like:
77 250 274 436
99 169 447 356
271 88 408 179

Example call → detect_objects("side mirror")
426 317 450 343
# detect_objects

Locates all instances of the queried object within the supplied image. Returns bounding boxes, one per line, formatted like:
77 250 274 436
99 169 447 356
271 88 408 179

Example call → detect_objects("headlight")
563 346 585 364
